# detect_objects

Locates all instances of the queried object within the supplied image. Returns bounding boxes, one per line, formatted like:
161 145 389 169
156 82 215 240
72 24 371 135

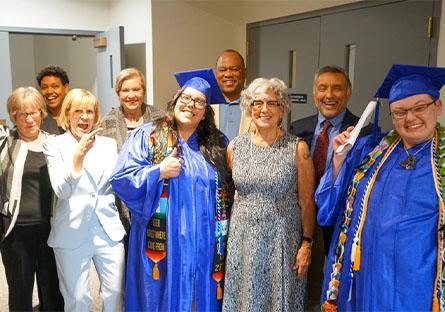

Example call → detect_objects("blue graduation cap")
375 64 445 104
368 64 445 144
174 68 226 105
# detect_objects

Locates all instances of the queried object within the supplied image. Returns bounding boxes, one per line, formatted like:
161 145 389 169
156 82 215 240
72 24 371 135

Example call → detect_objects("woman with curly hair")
110 69 232 311
222 78 316 312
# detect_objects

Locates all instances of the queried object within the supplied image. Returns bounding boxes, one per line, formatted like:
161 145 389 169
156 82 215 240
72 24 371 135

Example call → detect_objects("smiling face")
68 103 97 141
15 103 43 142
118 77 145 115
313 72 351 119
250 88 284 130
390 93 442 148
39 75 69 116
216 51 246 102
174 87 207 133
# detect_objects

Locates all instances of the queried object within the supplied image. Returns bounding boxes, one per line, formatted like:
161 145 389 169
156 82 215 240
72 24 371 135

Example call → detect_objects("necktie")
313 120 332 184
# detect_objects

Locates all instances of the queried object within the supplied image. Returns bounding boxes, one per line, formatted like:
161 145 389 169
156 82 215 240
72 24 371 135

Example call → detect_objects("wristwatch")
302 236 313 246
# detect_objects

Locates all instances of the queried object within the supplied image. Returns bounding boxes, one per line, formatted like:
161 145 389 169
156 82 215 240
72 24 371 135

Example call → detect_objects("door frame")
0 26 102 37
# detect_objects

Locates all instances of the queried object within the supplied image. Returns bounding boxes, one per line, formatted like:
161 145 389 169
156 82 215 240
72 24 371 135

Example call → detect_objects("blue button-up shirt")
310 110 346 170
219 98 241 140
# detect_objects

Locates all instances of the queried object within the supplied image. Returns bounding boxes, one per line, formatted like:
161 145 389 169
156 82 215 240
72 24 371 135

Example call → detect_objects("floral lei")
322 124 445 312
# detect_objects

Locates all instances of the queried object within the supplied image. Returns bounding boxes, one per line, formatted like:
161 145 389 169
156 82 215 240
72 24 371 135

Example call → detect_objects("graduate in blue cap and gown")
110 68 231 311
316 64 445 311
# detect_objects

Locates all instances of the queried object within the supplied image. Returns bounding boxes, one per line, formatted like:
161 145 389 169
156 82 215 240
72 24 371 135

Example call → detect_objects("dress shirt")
310 110 346 170
219 98 241 140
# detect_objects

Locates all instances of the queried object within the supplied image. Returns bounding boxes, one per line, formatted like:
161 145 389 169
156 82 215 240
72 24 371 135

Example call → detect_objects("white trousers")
53 218 125 312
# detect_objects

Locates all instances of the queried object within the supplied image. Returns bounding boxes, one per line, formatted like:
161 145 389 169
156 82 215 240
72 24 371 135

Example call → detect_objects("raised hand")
333 126 354 153
159 147 182 180
332 126 354 180
73 127 103 172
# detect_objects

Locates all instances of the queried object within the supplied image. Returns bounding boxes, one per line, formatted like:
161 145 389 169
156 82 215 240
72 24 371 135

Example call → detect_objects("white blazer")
43 132 125 249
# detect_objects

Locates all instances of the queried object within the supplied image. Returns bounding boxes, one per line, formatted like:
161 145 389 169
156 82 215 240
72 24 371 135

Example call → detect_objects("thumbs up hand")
159 147 182 181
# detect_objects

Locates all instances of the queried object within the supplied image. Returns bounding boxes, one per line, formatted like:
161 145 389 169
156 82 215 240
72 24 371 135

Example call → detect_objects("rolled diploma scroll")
335 100 378 155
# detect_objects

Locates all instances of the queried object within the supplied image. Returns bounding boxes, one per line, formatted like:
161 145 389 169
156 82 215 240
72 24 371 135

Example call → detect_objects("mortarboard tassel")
152 263 160 280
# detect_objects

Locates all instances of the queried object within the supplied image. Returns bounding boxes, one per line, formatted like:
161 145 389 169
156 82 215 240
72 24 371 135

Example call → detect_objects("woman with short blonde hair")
44 88 125 311
1 86 63 311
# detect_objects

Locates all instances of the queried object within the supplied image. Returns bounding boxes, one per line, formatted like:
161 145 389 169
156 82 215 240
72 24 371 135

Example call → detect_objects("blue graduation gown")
316 134 438 311
110 122 223 312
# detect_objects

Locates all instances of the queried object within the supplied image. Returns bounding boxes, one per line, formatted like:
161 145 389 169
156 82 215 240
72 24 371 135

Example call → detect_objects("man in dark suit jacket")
291 108 372 146
290 65 374 309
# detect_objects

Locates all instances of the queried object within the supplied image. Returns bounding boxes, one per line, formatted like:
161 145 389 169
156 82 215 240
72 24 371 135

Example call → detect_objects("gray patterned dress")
222 133 305 312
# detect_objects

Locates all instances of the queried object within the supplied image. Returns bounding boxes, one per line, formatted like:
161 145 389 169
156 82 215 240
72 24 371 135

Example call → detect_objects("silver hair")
313 65 352 89
240 77 291 117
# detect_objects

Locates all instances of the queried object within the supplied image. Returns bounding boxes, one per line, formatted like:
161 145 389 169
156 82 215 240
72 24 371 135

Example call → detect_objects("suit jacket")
289 109 374 149
211 104 254 137
43 132 125 249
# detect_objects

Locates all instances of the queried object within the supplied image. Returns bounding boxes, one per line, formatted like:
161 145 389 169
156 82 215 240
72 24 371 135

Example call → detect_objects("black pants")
0 223 64 311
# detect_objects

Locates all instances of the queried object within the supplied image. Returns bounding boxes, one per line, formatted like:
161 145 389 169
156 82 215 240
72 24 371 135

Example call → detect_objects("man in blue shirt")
214 49 251 140
290 65 373 309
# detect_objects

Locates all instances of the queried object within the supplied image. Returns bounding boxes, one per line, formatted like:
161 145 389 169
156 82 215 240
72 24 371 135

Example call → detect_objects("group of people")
0 47 445 312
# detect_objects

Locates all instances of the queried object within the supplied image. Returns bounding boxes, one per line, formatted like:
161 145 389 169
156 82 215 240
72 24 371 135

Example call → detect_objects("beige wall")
184 0 362 25
151 0 244 108
151 0 362 108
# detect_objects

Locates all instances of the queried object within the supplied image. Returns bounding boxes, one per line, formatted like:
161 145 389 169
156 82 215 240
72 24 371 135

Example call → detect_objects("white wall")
152 0 244 108
109 0 154 105
0 0 154 108
0 0 108 31
109 0 149 45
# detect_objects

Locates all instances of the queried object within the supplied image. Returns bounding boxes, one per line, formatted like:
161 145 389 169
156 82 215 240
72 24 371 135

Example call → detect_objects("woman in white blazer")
43 89 126 312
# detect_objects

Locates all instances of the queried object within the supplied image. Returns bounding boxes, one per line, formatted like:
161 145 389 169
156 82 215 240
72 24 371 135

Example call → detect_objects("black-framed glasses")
390 101 435 119
251 100 281 109
178 93 207 109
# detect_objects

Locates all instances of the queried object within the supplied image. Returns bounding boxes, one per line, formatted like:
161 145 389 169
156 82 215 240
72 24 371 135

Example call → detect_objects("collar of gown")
180 130 199 151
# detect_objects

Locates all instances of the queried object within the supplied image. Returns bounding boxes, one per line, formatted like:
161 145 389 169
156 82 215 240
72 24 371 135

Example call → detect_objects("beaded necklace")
322 125 445 312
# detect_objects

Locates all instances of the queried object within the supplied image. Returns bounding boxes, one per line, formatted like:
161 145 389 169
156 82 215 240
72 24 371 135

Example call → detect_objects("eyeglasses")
178 93 207 109
16 111 41 120
390 101 435 120
251 100 281 109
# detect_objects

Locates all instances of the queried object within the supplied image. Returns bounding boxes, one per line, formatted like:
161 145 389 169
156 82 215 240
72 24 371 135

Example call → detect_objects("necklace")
250 129 280 163
400 139 431 169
